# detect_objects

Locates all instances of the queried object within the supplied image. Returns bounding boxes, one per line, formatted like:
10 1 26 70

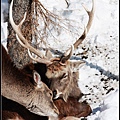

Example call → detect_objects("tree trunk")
7 0 32 69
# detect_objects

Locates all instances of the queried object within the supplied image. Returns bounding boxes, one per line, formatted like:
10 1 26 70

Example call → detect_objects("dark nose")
53 90 57 98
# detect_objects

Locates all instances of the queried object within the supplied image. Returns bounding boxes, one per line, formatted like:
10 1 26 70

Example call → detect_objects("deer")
2 61 91 120
9 0 95 102
1 48 91 119
1 0 94 119
1 44 59 117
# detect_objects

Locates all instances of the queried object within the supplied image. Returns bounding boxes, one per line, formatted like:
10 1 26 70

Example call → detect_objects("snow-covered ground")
1 0 119 120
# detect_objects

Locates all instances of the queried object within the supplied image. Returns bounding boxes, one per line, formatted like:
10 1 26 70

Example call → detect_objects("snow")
87 89 119 120
1 0 119 120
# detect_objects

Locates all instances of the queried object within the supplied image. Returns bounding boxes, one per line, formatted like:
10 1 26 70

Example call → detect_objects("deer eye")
62 73 68 79
60 73 68 83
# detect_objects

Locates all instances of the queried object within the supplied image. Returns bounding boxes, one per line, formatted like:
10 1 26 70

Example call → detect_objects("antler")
68 0 95 51
9 0 52 64
9 0 95 64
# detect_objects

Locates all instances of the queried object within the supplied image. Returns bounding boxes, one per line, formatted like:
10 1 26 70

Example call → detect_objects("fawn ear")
70 60 86 72
33 70 43 88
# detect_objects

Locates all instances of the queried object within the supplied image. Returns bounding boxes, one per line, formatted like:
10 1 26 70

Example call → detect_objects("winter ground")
1 0 119 120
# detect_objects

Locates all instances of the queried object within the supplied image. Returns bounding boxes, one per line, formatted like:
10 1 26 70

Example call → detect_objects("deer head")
9 0 95 102
2 45 59 117
45 51 85 101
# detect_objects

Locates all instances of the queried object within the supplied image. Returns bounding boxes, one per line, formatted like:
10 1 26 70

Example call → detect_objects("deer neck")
2 69 35 108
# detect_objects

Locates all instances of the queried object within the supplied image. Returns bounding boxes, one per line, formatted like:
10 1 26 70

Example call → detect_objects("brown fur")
54 97 92 119
2 96 48 120
22 60 83 102
1 49 89 119
2 96 92 120
6 61 91 120
21 62 50 87
2 110 24 120
2 45 58 117
46 59 84 101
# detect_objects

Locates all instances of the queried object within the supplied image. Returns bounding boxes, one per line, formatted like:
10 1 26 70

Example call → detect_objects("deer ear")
70 60 86 72
33 70 43 88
